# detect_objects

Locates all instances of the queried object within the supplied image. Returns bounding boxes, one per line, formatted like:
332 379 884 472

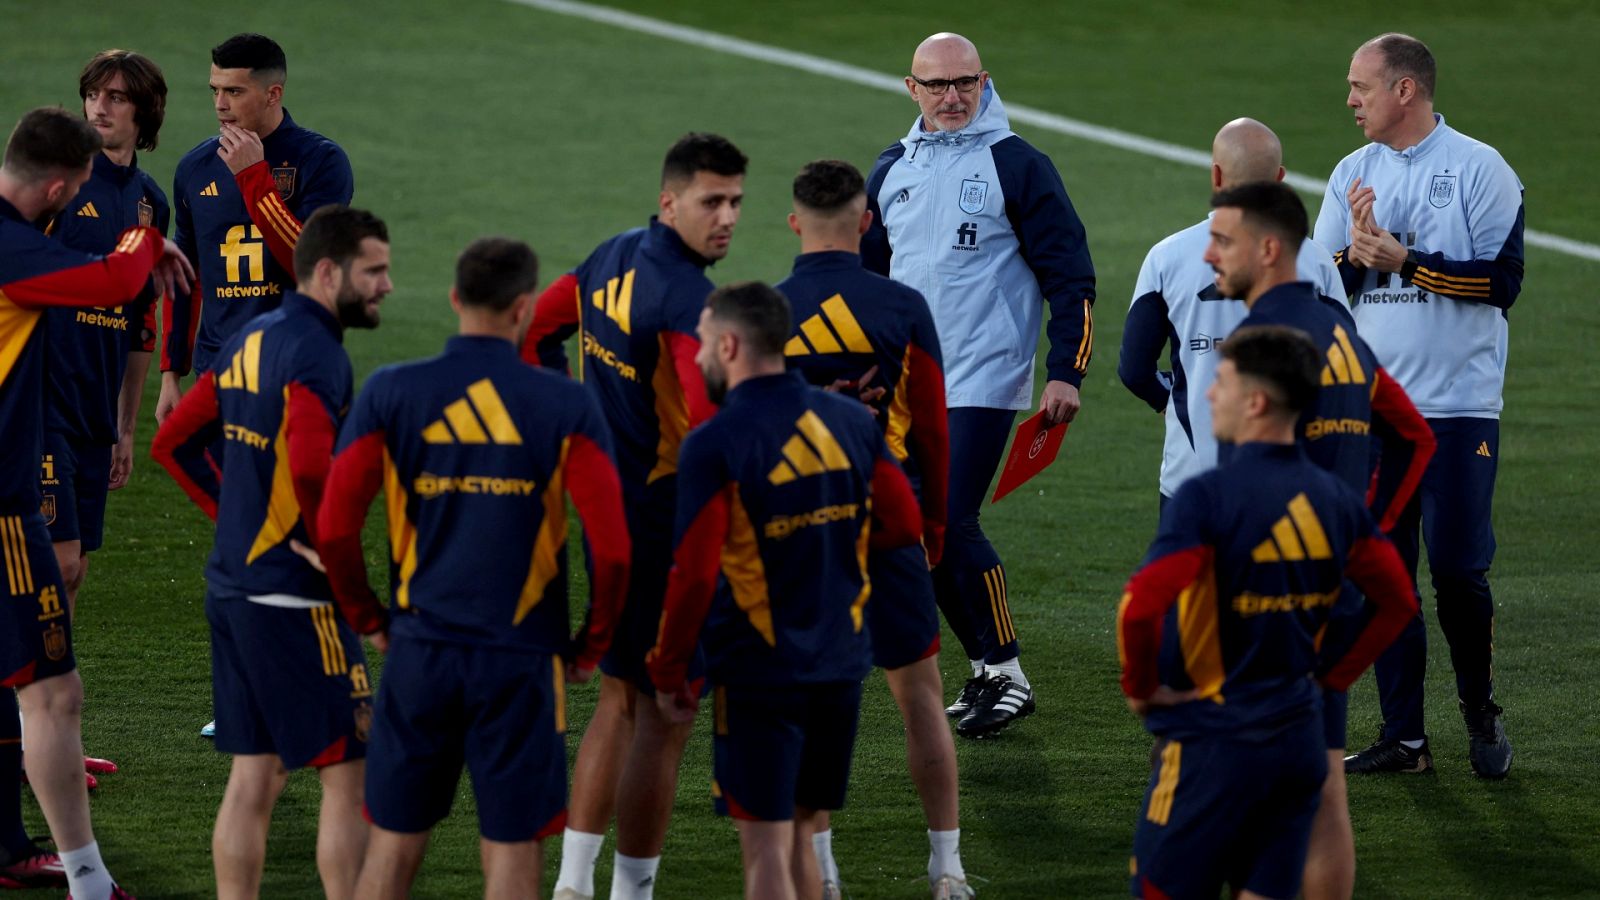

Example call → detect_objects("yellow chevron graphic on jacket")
200 181 219 197
784 295 873 356
421 379 523 445
217 331 264 393
1250 493 1333 562
1320 325 1367 386
767 410 850 484
76 202 100 218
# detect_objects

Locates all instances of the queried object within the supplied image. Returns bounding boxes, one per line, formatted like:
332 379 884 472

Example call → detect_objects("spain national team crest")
43 624 67 662
353 702 373 743
39 494 56 526
959 178 988 214
271 166 297 201
1429 173 1456 209
137 198 154 226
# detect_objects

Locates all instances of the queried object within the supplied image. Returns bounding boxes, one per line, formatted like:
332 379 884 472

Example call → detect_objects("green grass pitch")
3 0 1598 896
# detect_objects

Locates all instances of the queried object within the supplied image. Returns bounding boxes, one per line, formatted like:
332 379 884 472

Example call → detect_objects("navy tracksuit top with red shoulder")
1117 443 1417 741
647 372 924 690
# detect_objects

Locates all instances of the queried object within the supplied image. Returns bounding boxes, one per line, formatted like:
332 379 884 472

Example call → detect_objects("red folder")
991 410 1069 503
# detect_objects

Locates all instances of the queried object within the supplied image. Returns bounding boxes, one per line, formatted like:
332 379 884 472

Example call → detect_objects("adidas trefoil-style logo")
1476 441 1492 457
76 202 100 218
1320 325 1368 386
200 181 220 197
1251 493 1333 562
422 379 523 445
785 294 872 356
768 410 850 484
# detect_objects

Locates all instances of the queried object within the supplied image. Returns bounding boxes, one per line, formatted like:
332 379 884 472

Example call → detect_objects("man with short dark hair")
2 105 193 900
776 158 970 899
313 237 631 898
1314 32 1523 780
523 132 744 900
152 205 389 900
863 33 1096 737
160 33 354 426
1205 180 1435 899
1117 324 1416 900
648 281 924 900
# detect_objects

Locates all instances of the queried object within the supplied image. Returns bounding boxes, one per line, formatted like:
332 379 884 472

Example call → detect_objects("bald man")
1118 118 1343 504
862 34 1096 738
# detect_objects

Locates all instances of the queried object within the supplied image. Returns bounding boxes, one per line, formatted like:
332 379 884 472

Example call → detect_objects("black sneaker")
945 674 989 719
1344 733 1433 774
1462 701 1513 779
955 674 1034 738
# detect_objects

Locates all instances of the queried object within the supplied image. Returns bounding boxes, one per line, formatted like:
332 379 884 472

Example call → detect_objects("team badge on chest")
272 166 297 201
1429 173 1456 209
959 178 988 214
138 198 154 226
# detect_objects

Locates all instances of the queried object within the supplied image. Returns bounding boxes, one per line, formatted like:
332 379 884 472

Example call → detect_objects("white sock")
986 658 1029 689
61 841 114 900
1400 739 1425 749
556 828 604 896
969 658 985 678
813 828 840 883
610 852 660 900
928 828 965 882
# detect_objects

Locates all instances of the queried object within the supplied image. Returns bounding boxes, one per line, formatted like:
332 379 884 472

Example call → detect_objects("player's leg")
610 689 694 899
0 688 58 882
316 759 367 900
558 673 635 899
1350 484 1432 774
738 819 798 900
790 806 825 900
353 827 429 900
1301 750 1354 900
212 753 289 899
1234 723 1327 900
481 837 542 900
51 542 84 614
1129 737 1237 900
1422 418 1510 777
885 659 965 874
940 407 1034 738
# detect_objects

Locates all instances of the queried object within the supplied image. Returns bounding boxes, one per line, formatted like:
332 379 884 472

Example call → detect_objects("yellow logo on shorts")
37 586 64 622
349 663 373 699
42 623 67 661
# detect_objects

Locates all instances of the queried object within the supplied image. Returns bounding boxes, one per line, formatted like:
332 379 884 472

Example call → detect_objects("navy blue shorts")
364 638 567 842
39 433 111 552
1131 722 1326 900
601 491 704 694
712 681 862 822
0 511 75 686
867 543 941 670
206 592 372 770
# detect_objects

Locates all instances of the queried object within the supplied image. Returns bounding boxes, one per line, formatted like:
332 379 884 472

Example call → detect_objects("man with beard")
152 205 389 900
2 105 193 900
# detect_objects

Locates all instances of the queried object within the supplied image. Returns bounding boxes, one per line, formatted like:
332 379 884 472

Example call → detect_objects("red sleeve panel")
1321 534 1418 692
521 273 580 369
4 226 164 310
284 381 338 544
565 433 632 669
317 430 388 636
1117 545 1210 700
646 485 731 692
903 343 948 544
1367 368 1436 533
235 162 301 275
150 371 224 519
869 457 924 555
663 330 716 426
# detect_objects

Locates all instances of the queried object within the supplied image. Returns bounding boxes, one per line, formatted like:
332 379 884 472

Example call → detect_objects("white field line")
506 0 1599 263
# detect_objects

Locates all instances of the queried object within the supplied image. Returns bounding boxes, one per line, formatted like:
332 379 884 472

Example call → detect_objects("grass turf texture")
3 0 1598 895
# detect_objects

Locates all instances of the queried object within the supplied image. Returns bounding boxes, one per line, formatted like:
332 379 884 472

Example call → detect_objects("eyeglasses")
909 73 984 95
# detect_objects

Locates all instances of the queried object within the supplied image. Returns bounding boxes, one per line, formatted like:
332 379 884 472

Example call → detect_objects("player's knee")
1430 570 1491 601
18 669 84 719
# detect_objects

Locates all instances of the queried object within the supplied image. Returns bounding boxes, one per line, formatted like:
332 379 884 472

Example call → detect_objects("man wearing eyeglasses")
863 32 1096 739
